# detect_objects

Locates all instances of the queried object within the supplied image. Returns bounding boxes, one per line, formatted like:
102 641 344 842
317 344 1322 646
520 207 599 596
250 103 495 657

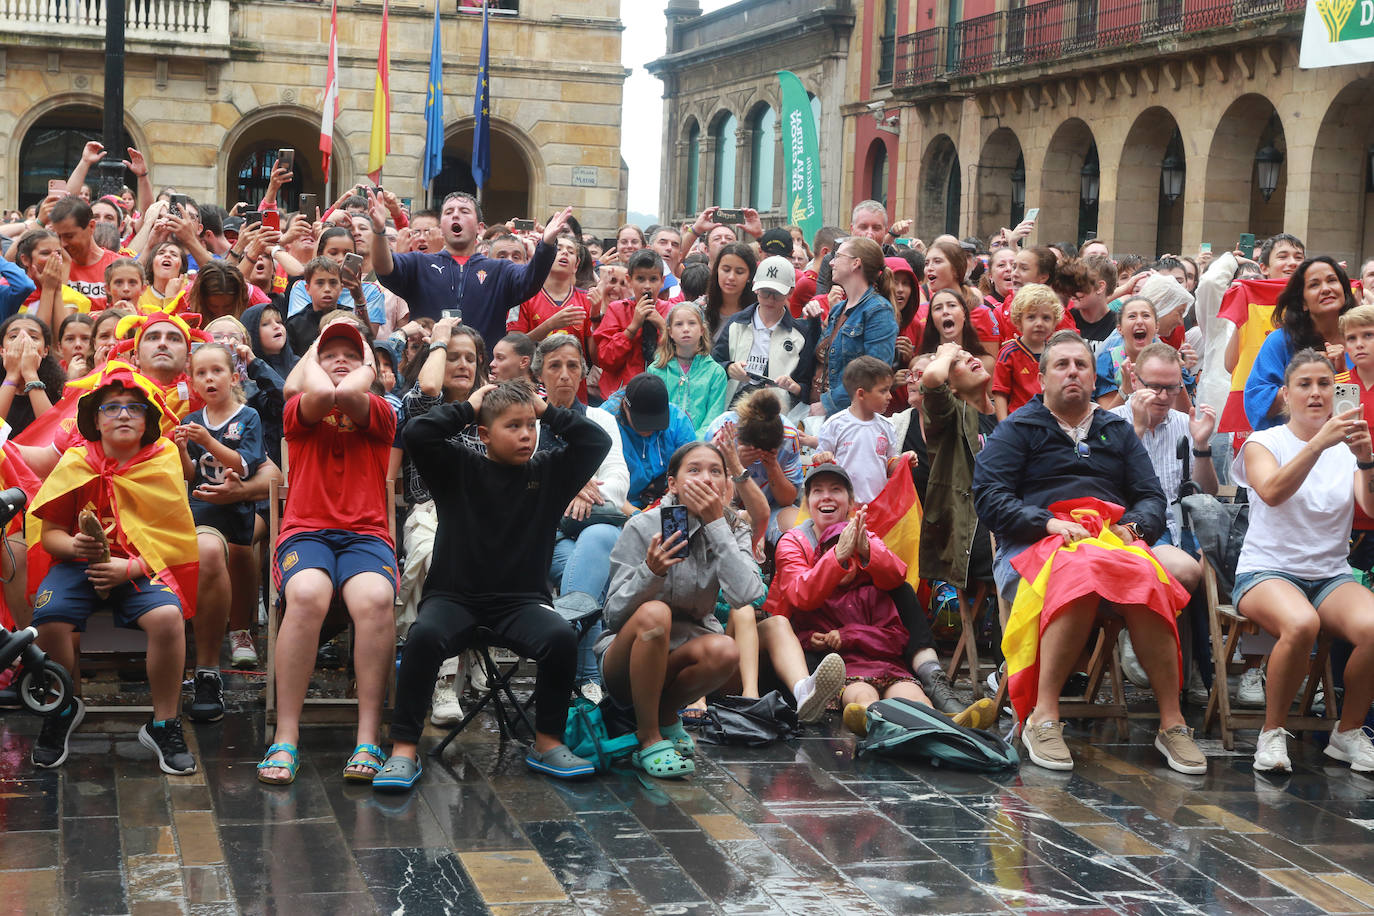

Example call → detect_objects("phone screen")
512 219 535 231
1024 208 1040 223
660 505 689 555
715 208 744 224
1199 242 1212 254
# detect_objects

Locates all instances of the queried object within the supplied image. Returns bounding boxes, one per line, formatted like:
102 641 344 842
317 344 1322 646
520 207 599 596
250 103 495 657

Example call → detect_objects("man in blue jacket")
367 190 572 357
972 330 1206 777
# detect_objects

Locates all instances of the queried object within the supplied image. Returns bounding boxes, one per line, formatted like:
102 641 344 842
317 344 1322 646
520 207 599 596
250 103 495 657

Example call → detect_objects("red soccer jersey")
66 248 121 302
278 393 396 548
992 338 1044 413
507 287 594 354
788 268 818 318
592 296 673 399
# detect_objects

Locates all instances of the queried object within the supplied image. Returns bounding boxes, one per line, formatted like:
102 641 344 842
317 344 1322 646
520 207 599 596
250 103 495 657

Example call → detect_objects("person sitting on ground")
973 330 1206 775
29 367 198 774
600 442 765 778
258 320 397 786
1231 349 1374 774
376 379 612 789
813 356 915 505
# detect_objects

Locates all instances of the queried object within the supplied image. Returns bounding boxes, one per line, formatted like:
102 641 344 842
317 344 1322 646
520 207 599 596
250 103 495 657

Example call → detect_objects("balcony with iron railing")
0 0 232 51
895 0 1303 88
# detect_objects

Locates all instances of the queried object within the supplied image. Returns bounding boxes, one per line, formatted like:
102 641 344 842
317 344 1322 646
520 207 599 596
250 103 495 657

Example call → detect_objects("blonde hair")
653 302 709 368
1339 303 1374 337
1009 283 1064 328
188 342 246 404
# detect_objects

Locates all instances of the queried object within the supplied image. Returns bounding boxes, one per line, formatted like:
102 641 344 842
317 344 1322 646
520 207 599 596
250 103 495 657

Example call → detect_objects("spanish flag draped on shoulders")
25 364 198 618
1001 497 1189 724
1217 277 1287 433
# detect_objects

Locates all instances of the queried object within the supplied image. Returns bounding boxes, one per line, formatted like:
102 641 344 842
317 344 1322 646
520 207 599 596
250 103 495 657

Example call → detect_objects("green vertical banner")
778 70 822 243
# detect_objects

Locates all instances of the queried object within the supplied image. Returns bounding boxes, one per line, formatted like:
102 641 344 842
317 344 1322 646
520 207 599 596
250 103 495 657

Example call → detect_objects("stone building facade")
649 0 854 231
657 0 1374 263
0 0 629 232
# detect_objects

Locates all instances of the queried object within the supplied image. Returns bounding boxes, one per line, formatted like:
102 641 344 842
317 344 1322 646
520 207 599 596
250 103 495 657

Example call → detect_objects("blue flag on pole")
422 0 444 190
471 0 491 191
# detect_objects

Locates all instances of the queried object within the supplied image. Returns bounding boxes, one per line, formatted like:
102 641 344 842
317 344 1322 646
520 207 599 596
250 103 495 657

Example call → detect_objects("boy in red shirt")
593 249 670 399
507 237 593 350
259 319 398 786
993 284 1062 420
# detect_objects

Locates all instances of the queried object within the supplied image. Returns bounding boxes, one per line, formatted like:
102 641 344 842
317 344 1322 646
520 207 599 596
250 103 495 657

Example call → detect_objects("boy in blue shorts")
259 319 397 786
28 367 199 773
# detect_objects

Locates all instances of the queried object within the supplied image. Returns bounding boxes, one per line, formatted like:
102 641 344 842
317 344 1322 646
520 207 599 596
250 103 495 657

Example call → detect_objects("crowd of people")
3 138 1374 786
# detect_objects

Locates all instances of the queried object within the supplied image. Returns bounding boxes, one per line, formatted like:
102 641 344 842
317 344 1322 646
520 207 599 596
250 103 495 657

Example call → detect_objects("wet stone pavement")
5 671 1374 914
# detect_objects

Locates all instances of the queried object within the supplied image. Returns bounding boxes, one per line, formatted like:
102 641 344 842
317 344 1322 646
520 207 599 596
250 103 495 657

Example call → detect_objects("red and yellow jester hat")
112 310 211 359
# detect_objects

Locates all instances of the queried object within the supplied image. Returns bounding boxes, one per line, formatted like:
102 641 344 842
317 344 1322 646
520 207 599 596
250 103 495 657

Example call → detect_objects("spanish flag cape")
26 437 198 619
14 360 181 450
794 467 924 592
0 423 41 628
1217 277 1286 433
1001 498 1188 724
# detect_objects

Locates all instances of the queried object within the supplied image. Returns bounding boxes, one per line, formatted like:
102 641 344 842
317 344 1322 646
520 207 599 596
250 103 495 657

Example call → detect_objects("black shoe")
138 718 196 775
32 697 85 769
316 639 343 670
187 670 224 722
922 668 966 716
1062 671 1090 698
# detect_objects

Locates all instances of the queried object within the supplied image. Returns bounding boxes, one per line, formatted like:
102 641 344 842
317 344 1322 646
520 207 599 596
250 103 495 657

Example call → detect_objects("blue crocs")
372 753 422 792
525 743 596 780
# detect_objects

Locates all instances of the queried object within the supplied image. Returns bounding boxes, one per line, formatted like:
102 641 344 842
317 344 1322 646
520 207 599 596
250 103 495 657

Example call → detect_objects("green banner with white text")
1300 0 1374 67
778 70 822 245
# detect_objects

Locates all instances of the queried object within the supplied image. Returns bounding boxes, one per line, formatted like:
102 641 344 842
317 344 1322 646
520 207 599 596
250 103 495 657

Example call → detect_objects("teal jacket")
647 354 729 439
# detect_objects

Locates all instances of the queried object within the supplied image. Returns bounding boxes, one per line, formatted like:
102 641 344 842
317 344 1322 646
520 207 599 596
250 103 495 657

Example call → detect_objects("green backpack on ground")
857 697 1020 772
564 695 639 772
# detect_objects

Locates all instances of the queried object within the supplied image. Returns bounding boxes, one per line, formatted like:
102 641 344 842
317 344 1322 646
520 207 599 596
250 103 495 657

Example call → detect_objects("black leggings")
391 594 576 744
890 582 936 660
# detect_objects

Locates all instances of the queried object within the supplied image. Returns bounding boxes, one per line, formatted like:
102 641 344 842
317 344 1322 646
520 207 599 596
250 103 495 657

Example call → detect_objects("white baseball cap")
753 255 796 295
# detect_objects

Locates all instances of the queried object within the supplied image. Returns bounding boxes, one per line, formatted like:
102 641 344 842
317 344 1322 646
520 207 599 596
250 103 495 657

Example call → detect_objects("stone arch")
10 93 150 207
219 104 354 209
1200 93 1287 252
708 108 741 208
1036 117 1096 246
433 115 546 222
917 133 961 241
1308 76 1374 264
1114 106 1186 258
975 126 1024 241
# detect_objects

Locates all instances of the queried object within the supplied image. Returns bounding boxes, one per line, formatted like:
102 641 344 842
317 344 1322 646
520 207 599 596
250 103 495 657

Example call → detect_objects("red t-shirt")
1350 368 1374 530
66 247 121 302
992 338 1044 413
33 481 132 559
278 393 396 548
788 268 818 318
507 287 594 353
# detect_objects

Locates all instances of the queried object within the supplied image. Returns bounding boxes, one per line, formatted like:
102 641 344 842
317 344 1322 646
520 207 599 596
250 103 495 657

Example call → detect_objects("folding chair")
944 581 992 698
1182 491 1338 750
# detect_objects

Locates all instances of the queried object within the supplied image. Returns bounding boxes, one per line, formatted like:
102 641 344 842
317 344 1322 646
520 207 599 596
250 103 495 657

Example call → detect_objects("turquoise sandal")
632 739 695 779
661 719 696 757
256 743 300 785
343 743 386 783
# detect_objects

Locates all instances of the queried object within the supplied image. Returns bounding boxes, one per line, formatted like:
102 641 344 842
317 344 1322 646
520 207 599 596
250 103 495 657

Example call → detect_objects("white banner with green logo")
1300 0 1374 68
777 70 822 244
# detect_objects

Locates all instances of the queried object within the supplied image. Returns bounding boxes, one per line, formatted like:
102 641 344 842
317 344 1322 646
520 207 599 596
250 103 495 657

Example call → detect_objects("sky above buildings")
621 0 734 221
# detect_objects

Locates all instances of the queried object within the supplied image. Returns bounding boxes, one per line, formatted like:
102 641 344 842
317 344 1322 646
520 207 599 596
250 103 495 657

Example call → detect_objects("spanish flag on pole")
1216 277 1286 433
1001 498 1188 724
367 0 392 184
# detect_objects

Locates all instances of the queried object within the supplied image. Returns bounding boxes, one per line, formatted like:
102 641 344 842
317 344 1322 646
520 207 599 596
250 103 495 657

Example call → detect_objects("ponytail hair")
734 387 784 451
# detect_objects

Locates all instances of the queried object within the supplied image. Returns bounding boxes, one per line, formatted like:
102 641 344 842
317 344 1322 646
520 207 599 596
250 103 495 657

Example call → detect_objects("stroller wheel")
19 659 73 716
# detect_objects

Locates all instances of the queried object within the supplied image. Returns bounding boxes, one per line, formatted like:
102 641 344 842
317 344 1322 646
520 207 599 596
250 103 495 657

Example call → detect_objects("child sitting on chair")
375 378 611 790
28 366 199 774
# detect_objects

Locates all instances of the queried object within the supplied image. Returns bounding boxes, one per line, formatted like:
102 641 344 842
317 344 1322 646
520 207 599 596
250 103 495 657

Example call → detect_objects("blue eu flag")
422 0 444 190
471 0 491 191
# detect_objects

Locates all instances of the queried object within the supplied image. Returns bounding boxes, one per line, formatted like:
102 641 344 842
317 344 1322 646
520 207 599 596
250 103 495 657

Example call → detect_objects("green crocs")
632 739 695 779
660 718 696 757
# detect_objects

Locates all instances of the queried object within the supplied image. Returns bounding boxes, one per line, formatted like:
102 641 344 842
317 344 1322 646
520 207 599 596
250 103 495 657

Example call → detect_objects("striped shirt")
1109 404 1190 542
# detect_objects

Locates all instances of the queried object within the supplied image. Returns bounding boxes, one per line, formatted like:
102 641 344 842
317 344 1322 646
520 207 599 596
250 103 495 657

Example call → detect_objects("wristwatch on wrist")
731 470 750 486
428 341 448 353
1359 458 1374 471
1191 447 1213 458
1121 521 1142 540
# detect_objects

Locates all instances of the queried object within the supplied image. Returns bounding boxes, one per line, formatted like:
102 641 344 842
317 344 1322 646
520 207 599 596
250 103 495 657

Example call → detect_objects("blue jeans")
550 524 620 686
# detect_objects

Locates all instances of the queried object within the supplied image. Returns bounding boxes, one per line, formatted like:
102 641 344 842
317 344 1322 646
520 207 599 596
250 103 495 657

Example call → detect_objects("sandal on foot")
256 743 300 785
660 719 696 757
372 754 423 792
632 739 695 779
679 706 709 724
343 743 386 783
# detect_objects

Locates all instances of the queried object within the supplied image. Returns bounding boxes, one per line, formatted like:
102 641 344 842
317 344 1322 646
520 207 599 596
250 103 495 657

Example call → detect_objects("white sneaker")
466 650 489 693
1253 726 1292 773
1118 633 1149 689
429 678 464 727
229 630 258 669
1325 725 1374 773
580 682 604 705
1236 667 1266 707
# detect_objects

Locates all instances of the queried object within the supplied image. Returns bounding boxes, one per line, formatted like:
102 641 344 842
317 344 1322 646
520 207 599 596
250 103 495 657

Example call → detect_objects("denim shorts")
1232 569 1356 609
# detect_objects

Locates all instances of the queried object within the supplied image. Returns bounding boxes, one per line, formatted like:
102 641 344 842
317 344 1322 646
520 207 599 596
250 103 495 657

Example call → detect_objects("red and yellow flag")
14 360 181 451
1217 278 1286 434
367 0 392 183
27 438 198 617
865 468 924 592
1001 498 1188 724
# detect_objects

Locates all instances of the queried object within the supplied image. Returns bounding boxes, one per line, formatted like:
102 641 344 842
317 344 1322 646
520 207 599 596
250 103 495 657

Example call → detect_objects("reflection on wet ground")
5 671 1374 914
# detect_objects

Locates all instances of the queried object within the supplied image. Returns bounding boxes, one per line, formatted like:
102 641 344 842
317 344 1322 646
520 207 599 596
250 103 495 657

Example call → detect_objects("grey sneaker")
1185 667 1211 707
1155 724 1207 775
1236 667 1266 707
1022 719 1074 771
921 667 966 716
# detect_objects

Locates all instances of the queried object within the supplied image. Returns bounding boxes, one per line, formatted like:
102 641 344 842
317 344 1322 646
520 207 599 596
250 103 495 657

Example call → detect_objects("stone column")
735 126 753 212
699 135 718 214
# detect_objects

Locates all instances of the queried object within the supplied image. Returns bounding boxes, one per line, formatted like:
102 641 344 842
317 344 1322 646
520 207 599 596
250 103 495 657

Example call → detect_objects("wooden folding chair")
944 581 992 698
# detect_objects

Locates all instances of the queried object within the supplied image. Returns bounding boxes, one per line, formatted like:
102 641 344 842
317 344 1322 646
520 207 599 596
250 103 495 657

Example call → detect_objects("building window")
18 107 134 210
685 121 700 214
749 107 776 212
233 147 307 213
870 141 889 209
713 113 738 209
878 0 898 86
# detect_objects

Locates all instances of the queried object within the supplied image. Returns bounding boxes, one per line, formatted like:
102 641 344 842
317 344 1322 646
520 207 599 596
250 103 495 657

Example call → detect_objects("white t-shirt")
747 309 776 376
818 409 899 504
1232 424 1356 578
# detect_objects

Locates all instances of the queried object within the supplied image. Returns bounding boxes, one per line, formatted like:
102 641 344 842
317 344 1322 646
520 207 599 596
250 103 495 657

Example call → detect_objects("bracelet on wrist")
1191 447 1213 458
428 341 448 353
1359 458 1374 471
22 380 45 394
0 380 14 388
